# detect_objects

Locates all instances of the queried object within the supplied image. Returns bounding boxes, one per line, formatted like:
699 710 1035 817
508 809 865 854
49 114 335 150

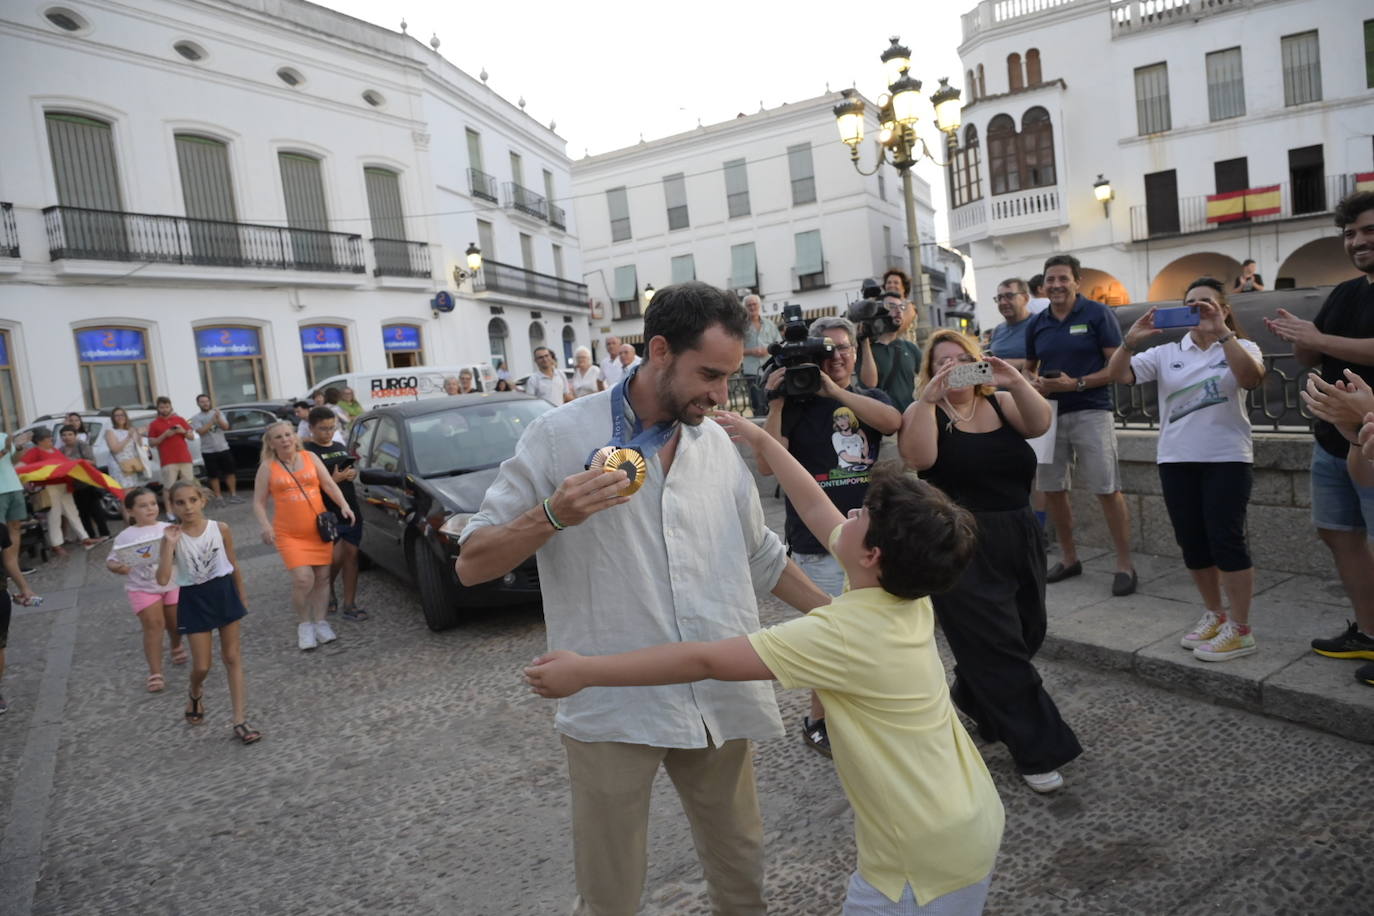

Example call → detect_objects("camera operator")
857 269 923 411
760 315 901 756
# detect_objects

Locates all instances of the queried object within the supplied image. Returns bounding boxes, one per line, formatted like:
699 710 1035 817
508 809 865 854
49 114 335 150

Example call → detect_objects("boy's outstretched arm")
524 638 775 699
713 411 846 546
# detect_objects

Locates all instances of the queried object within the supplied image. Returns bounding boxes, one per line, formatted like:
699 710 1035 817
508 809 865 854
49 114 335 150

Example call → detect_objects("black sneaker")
1311 621 1374 660
1357 663 1374 688
801 716 832 759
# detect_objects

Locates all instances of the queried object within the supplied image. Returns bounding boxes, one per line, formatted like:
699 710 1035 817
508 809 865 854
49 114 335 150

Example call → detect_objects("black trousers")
73 486 109 538
1158 462 1252 571
932 506 1082 775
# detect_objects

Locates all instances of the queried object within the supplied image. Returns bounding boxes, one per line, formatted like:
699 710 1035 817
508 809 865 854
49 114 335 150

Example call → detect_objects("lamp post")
452 242 483 286
642 283 655 311
834 37 962 346
1093 174 1114 218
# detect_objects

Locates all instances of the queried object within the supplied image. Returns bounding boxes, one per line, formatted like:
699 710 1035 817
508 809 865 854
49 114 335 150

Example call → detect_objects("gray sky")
317 0 968 236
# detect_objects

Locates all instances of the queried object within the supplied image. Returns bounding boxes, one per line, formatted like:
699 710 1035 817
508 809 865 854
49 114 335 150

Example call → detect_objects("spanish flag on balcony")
1206 185 1282 223
1357 172 1374 193
18 457 125 499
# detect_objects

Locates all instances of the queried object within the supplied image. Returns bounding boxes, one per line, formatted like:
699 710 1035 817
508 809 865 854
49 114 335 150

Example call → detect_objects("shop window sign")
301 325 346 353
196 327 261 357
383 325 421 351
76 328 146 362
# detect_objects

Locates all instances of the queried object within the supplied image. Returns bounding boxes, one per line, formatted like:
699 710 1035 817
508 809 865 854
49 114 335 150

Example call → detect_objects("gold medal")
603 448 648 495
587 446 617 470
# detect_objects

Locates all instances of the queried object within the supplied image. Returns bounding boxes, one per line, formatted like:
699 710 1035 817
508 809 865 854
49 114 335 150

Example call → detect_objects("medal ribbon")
587 364 678 467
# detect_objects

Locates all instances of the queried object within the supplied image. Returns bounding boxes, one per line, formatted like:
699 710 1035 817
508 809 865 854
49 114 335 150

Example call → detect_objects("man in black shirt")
304 407 368 621
762 315 901 752
1266 191 1374 683
857 268 923 412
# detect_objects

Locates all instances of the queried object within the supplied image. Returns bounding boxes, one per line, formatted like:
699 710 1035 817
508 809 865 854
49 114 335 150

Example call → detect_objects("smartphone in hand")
1153 305 1201 329
948 361 993 389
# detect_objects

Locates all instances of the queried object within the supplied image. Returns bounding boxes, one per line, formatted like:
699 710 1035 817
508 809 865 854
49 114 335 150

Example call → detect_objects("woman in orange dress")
252 421 356 652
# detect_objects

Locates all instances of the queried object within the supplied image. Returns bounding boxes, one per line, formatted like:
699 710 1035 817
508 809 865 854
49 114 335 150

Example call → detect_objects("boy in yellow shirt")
524 410 1005 913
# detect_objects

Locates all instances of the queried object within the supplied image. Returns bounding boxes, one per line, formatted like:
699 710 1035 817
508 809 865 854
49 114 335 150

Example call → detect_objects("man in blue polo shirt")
1025 254 1137 596
988 277 1034 372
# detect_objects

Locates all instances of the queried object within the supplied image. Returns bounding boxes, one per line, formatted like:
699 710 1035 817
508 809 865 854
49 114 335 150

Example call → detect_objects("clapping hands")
1302 369 1374 442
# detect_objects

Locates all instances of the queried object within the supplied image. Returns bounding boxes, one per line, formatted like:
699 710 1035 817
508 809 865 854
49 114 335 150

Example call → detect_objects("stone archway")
1277 237 1358 287
1080 268 1131 306
1147 252 1243 302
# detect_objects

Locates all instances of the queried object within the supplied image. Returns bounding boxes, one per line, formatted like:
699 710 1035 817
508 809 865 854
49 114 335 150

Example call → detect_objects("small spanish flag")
1206 189 1247 224
1244 184 1281 218
1357 172 1374 193
18 457 125 500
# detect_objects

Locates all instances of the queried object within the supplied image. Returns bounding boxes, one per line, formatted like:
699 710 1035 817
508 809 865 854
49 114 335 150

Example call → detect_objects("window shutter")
724 159 750 217
1205 48 1245 121
278 152 331 267
730 243 757 289
46 113 122 210
614 265 637 301
670 254 695 284
175 135 236 221
1281 32 1321 106
364 167 406 240
465 129 484 172
1134 63 1171 135
794 230 823 275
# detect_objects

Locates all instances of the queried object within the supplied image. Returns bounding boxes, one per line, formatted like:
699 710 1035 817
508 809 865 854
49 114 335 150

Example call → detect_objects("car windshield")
406 400 552 477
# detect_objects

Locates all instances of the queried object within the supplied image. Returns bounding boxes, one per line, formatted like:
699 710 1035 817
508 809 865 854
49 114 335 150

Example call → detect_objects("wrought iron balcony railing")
43 205 365 273
371 238 431 279
473 258 587 307
503 182 548 221
468 168 499 203
1129 173 1359 241
1 203 18 258
548 202 566 230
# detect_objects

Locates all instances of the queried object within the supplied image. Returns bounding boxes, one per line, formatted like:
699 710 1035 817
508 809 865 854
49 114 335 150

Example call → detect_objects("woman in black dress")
899 329 1082 793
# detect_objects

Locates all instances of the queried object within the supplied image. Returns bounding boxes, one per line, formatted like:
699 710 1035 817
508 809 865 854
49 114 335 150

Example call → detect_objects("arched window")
976 64 986 99
487 317 509 371
1020 107 1056 188
1007 53 1024 92
948 125 984 208
562 326 576 365
987 114 1020 195
1026 49 1042 85
966 69 977 102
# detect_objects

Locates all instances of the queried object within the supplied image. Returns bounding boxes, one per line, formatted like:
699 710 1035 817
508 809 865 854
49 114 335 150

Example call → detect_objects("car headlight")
439 513 475 540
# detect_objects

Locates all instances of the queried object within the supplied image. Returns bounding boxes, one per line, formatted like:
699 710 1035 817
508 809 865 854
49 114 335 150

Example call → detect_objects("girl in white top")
1108 277 1265 663
156 480 259 744
104 406 149 491
571 346 604 398
107 488 185 692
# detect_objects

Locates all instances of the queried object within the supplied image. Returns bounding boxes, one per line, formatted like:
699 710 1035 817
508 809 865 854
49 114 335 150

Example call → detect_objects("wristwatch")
1075 377 1087 392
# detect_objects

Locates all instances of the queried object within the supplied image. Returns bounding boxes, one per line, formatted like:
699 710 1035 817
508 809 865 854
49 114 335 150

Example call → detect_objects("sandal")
341 605 369 622
185 692 205 725
171 644 189 666
232 722 262 745
146 673 165 693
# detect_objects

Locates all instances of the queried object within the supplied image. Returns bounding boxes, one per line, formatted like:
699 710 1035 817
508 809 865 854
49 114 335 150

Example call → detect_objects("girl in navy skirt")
156 481 260 744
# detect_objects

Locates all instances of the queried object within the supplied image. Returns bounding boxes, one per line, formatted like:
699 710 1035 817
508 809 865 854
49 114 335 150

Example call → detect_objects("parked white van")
307 364 498 411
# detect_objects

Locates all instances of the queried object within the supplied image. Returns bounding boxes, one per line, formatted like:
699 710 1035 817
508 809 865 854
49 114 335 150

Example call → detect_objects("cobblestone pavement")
1 498 1371 916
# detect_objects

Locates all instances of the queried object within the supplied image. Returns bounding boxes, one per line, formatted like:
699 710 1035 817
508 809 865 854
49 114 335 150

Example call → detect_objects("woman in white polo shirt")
1108 277 1265 661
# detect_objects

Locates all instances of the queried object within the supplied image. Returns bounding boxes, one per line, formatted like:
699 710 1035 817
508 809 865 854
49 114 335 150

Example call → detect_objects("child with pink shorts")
107 487 186 691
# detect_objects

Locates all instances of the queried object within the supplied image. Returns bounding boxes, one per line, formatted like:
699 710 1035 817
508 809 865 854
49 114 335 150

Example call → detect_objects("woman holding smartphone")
900 329 1082 793
1107 277 1265 661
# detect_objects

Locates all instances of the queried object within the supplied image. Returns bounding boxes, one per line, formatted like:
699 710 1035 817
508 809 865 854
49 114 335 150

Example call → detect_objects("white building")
570 94 951 352
0 0 588 428
949 0 1374 329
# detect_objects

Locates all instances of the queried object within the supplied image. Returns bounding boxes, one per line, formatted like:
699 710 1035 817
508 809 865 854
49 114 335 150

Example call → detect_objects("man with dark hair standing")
1234 259 1266 292
191 394 238 505
1025 254 1136 595
1267 191 1374 684
527 346 573 407
988 277 1034 372
858 268 922 411
458 282 830 915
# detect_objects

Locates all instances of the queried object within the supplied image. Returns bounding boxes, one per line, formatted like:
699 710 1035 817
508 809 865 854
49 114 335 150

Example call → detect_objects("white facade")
0 0 587 427
570 95 939 351
951 0 1374 330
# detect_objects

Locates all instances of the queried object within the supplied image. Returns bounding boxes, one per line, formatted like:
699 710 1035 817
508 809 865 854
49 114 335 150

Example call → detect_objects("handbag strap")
279 455 327 515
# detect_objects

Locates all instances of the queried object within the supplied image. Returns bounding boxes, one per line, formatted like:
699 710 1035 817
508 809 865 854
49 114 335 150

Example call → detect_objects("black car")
349 393 553 630
215 400 296 478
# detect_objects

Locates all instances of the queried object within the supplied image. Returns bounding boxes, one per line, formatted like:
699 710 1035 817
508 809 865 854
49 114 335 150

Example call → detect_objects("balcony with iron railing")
503 182 548 221
371 238 431 279
472 258 587 308
1129 174 1359 242
548 202 566 231
43 205 366 273
468 168 499 203
2 203 18 258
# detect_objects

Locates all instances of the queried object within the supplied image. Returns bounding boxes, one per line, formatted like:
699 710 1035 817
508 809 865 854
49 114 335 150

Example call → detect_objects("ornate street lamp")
453 242 483 285
832 37 962 346
643 283 655 309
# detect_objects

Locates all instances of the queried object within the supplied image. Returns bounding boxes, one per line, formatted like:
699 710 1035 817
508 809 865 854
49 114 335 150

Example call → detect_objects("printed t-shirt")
148 415 193 465
190 410 229 453
748 525 1004 905
303 440 360 516
108 522 174 593
780 385 893 554
1024 295 1123 414
1130 335 1264 464
1312 277 1374 459
988 315 1033 360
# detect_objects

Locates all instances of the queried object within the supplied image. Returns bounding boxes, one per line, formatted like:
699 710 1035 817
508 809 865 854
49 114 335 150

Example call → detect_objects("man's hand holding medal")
547 466 634 528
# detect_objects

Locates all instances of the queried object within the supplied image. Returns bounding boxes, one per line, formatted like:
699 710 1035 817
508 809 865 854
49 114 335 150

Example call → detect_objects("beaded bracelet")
542 498 567 531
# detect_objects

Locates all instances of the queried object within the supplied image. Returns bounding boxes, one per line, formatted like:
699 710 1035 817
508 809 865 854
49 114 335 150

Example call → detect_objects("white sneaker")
297 622 318 651
1180 610 1225 649
314 620 337 644
1023 770 1064 793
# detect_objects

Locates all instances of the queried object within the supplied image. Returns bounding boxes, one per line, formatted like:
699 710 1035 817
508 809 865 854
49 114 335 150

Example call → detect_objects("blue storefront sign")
383 325 421 352
196 327 262 358
76 328 147 363
300 325 346 353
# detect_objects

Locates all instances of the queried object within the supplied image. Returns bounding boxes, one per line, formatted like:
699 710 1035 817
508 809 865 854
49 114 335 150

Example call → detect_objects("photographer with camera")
855 269 922 412
761 312 901 755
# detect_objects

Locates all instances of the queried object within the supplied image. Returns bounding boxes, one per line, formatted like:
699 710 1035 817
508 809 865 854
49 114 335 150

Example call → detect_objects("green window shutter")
46 113 122 210
364 167 406 240
794 230 823 275
614 264 637 301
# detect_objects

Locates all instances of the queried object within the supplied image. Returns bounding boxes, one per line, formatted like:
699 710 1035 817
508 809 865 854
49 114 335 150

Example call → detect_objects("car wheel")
100 490 124 521
414 541 461 631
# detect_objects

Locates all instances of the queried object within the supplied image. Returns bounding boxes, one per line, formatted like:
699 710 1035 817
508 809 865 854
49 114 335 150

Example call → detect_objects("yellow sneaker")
1180 610 1225 649
1194 621 1257 662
